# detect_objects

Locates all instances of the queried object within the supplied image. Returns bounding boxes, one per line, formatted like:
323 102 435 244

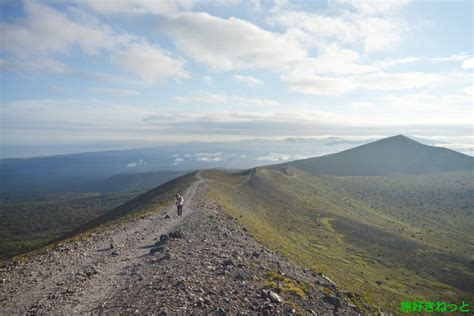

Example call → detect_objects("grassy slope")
2 171 198 262
0 190 144 260
203 167 474 312
58 171 198 240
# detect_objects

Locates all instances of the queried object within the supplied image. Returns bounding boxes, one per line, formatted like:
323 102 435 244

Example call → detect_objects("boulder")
266 290 282 304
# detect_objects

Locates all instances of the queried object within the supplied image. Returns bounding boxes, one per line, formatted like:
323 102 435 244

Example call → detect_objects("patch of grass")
319 286 334 296
202 168 474 312
264 271 309 298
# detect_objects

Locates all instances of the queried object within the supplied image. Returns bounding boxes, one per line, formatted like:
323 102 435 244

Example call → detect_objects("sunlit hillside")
203 137 474 312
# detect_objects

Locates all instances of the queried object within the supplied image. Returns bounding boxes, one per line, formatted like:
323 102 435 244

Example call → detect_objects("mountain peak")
285 135 473 176
377 134 418 144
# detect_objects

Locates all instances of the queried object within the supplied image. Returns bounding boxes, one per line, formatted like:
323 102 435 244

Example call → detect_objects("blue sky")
0 0 473 153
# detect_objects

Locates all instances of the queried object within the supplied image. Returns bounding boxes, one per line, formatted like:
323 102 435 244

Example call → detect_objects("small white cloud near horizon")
195 152 223 162
126 159 147 168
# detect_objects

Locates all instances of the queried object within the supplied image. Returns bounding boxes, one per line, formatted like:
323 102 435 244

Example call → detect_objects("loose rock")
266 290 282 304
169 230 184 239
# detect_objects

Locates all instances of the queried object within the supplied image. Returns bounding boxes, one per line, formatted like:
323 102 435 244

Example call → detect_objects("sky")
0 0 473 155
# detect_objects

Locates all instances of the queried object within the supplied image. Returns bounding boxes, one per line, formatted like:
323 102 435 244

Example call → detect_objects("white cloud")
462 58 474 70
0 1 130 56
0 58 70 74
374 54 474 70
293 46 376 76
362 92 473 126
76 0 244 16
355 72 445 90
1 0 471 146
233 74 263 85
268 9 408 53
359 16 407 52
161 12 306 70
126 159 147 168
270 0 290 14
257 153 310 162
281 71 445 95
112 43 189 82
0 2 187 83
203 75 215 84
77 0 196 15
336 0 411 15
268 11 357 48
89 87 140 96
2 98 152 132
141 110 356 135
174 92 227 104
4 97 471 145
281 72 354 95
174 91 279 107
232 96 279 107
435 143 474 150
374 57 422 69
195 152 223 162
351 102 375 109
431 52 470 62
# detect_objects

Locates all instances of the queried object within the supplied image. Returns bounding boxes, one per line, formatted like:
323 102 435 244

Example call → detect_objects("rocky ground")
0 172 362 315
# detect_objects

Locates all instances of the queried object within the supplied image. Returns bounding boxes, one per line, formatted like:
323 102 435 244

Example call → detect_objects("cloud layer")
1 0 472 149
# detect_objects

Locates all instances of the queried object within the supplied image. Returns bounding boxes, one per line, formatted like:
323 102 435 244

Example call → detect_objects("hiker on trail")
176 194 184 217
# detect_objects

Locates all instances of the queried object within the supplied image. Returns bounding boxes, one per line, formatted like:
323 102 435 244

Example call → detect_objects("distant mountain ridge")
0 138 372 193
283 135 473 176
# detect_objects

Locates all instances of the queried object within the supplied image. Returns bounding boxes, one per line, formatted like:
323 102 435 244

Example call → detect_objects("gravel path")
0 171 361 315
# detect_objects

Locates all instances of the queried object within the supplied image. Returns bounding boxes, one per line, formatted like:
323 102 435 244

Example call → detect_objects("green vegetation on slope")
203 167 474 312
59 171 198 240
0 190 144 260
1 171 198 261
